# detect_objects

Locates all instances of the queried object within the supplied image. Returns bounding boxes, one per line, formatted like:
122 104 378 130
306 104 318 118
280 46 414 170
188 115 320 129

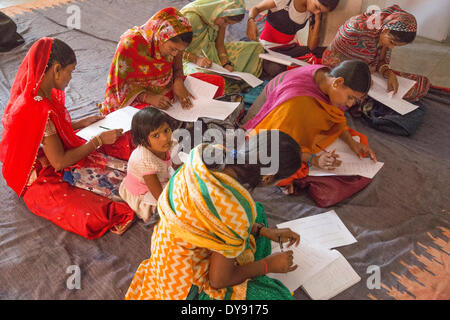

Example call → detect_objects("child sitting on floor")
119 107 181 222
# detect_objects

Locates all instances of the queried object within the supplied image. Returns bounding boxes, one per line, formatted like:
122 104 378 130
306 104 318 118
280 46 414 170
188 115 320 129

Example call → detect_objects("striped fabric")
322 5 430 101
125 144 258 300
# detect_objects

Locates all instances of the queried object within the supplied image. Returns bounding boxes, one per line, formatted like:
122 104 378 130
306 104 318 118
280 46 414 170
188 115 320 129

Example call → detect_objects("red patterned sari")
0 38 134 239
100 7 224 115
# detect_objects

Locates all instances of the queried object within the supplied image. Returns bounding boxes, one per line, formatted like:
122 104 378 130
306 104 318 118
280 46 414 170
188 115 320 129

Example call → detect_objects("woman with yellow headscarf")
126 130 303 300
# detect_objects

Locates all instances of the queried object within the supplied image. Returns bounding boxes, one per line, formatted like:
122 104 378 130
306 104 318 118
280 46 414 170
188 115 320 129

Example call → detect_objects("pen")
99 126 111 130
315 144 334 154
201 49 209 60
278 236 284 252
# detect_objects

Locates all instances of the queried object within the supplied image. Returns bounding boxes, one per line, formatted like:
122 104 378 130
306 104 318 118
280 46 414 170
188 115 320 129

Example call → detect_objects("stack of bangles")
91 135 103 149
378 64 391 78
182 51 194 62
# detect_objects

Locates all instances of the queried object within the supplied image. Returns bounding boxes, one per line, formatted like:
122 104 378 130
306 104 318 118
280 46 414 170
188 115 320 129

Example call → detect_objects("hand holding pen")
315 145 342 170
196 49 212 68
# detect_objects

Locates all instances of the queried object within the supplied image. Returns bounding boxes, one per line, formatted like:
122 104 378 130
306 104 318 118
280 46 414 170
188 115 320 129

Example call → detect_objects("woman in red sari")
0 37 135 239
100 7 225 115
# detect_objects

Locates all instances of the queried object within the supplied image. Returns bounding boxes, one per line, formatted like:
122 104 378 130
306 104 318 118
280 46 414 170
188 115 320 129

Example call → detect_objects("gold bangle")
183 51 192 61
378 63 389 73
94 135 103 148
219 53 228 58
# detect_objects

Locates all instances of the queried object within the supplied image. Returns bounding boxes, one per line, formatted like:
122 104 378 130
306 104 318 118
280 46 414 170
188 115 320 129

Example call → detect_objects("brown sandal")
110 218 134 236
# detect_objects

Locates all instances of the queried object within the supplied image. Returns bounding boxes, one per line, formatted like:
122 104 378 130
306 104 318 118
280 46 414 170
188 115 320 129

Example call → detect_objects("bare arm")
247 0 276 41
42 129 122 171
209 224 298 289
307 13 322 51
173 50 185 82
209 252 266 289
143 174 164 201
215 25 228 65
248 0 276 20
71 115 105 130
42 133 99 171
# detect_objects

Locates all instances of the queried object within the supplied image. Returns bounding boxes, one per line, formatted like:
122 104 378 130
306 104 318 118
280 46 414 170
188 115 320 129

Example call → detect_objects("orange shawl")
254 95 348 185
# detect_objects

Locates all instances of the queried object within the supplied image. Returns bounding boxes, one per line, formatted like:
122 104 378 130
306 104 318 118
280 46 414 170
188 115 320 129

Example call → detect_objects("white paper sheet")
259 53 295 66
302 254 361 300
160 100 199 122
267 243 341 292
308 137 384 179
159 76 241 122
264 48 310 67
75 106 139 141
200 99 241 121
276 210 357 250
183 75 218 100
368 73 419 115
189 62 264 88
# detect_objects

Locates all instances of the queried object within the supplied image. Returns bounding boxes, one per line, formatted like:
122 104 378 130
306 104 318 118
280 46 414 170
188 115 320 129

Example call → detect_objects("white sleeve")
273 0 289 10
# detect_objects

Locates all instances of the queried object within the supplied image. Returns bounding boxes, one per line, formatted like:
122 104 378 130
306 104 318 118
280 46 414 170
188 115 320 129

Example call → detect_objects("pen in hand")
315 144 332 154
201 49 208 60
279 235 284 252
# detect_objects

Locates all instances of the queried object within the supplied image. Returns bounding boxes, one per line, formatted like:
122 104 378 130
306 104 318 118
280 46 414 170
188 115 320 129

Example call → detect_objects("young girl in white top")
247 0 339 76
119 107 181 222
247 0 339 48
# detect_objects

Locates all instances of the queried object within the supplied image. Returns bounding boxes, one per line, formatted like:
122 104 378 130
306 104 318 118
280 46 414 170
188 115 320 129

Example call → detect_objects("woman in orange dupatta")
243 60 377 188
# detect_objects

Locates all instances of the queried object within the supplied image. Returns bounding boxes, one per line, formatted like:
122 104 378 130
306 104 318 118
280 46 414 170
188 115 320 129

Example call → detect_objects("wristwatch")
222 61 233 68
255 223 265 237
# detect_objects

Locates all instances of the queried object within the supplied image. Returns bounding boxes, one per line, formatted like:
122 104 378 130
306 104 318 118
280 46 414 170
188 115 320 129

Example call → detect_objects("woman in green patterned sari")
181 0 264 83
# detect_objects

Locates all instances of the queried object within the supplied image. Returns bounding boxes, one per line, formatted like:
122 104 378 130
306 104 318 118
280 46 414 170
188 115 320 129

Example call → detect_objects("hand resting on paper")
173 78 195 109
261 227 301 248
260 227 300 273
387 71 399 95
349 140 377 162
146 94 173 110
207 226 300 289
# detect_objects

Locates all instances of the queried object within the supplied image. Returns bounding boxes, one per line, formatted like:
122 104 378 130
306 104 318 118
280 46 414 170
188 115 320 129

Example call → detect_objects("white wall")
386 0 450 42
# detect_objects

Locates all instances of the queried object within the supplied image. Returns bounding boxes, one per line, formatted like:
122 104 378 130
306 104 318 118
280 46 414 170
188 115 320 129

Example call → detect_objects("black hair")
329 60 371 94
318 0 339 11
45 38 76 72
226 14 245 22
131 107 175 148
389 30 416 44
170 31 193 45
202 130 302 190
